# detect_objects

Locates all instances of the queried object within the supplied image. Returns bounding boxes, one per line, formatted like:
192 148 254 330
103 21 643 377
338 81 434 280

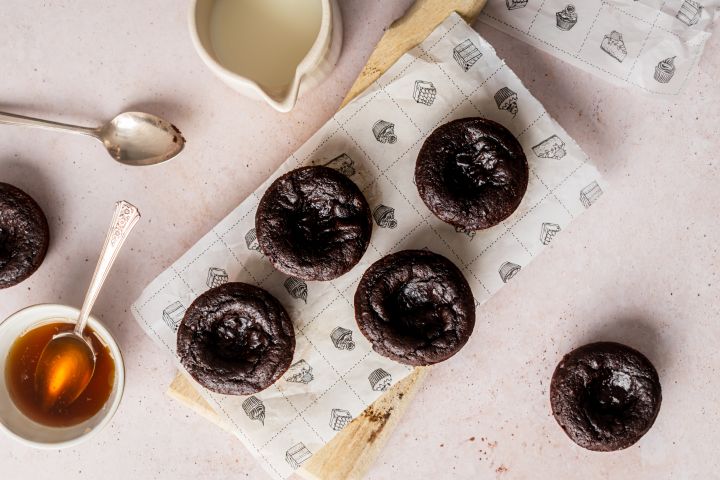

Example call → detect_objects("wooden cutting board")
167 1 487 478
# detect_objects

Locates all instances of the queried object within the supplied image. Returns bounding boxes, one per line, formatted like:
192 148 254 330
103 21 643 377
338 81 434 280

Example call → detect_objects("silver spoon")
0 110 184 166
35 201 140 409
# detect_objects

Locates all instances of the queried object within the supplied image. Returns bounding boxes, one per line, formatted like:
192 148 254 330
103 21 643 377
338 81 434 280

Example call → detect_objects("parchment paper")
478 0 720 95
131 13 604 479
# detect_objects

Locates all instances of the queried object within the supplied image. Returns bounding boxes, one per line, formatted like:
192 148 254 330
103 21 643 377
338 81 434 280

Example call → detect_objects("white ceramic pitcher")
190 0 342 113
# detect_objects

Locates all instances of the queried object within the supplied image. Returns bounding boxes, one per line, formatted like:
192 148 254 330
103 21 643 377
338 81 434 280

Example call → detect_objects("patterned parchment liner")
132 13 605 479
480 0 720 95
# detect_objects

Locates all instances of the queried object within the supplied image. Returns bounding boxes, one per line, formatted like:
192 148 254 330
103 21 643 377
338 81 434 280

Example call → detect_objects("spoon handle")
75 201 141 336
0 111 98 137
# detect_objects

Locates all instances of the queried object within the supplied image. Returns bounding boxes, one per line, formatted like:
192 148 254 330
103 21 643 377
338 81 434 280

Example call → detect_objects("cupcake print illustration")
654 57 676 83
556 5 578 31
494 87 519 117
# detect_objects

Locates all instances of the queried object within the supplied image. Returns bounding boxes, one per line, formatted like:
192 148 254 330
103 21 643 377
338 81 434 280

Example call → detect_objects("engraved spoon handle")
75 201 141 335
0 111 99 137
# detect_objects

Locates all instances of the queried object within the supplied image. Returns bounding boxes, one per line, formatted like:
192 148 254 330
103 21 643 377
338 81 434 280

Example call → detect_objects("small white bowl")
0 304 124 448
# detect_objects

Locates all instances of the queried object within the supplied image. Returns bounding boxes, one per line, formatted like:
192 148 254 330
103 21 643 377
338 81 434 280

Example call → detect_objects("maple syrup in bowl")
0 304 124 448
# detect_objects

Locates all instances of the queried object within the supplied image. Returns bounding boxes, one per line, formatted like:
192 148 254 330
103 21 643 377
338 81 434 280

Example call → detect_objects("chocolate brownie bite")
256 166 372 281
0 182 50 289
354 250 475 366
550 342 662 451
415 118 528 231
177 282 295 395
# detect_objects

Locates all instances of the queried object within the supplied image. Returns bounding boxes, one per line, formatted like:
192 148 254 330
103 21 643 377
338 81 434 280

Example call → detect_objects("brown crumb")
362 406 394 443
496 465 509 474
469 436 475 442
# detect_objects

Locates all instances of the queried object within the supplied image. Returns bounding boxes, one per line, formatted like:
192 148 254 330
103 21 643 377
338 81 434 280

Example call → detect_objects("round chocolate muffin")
0 182 50 289
415 118 528 231
256 166 372 281
550 342 662 451
177 282 295 395
354 250 475 366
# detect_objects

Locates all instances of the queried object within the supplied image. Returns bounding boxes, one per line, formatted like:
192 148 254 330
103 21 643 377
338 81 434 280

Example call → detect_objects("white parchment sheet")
132 13 604 479
479 0 720 95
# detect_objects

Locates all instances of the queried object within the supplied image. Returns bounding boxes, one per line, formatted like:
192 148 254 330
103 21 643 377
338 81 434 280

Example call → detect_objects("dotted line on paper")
131 304 174 355
258 350 372 450
625 1 666 82
213 230 260 285
480 4 695 96
577 3 605 54
272 384 327 445
209 396 285 479
527 0 550 35
380 88 424 134
297 330 365 405
465 157 591 269
298 293 342 335
138 201 258 311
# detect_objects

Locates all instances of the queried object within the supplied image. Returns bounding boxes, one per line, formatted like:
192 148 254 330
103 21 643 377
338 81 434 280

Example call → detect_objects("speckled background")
0 1 718 479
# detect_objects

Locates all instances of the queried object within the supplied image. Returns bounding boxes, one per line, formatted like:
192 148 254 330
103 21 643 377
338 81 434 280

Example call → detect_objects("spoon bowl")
99 112 185 166
34 332 96 409
0 110 185 166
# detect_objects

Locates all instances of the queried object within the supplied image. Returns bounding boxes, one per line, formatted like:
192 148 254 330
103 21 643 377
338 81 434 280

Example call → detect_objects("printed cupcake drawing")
654 57 676 83
373 205 398 229
494 87 518 117
556 5 578 31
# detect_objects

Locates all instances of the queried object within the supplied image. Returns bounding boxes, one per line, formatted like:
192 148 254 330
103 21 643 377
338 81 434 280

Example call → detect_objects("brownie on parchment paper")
177 282 295 395
256 166 372 281
415 118 528 231
354 250 475 366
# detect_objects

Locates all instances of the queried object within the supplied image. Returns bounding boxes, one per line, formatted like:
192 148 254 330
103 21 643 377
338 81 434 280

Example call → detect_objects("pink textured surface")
0 1 718 479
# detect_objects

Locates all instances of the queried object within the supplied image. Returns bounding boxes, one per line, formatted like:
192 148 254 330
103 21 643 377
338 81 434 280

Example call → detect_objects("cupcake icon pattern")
499 262 522 283
494 87 518 117
654 57 676 83
242 396 266 425
330 326 356 350
284 277 308 303
245 228 260 252
372 120 398 144
373 205 398 229
556 5 578 31
369 368 392 392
